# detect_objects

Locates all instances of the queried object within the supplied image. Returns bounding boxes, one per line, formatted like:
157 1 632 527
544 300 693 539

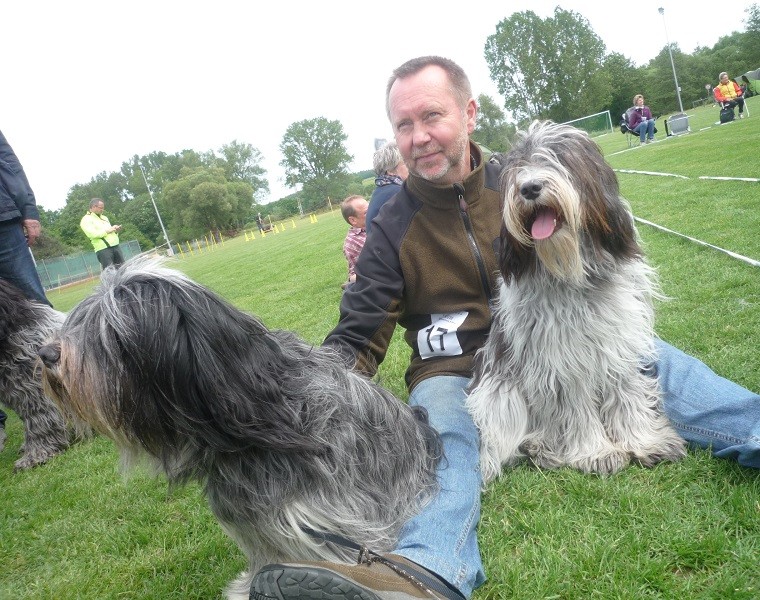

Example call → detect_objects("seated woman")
629 94 656 144
714 72 746 119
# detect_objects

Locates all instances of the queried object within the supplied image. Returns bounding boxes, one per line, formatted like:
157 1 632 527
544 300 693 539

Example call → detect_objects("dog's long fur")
0 279 84 470
467 121 686 481
39 258 441 599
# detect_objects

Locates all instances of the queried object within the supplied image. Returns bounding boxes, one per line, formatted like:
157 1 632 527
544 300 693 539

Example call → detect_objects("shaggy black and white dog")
0 278 82 470
38 258 441 600
467 121 686 480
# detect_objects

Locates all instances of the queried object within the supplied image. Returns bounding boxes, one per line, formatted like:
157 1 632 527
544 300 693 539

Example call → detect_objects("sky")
3 0 755 212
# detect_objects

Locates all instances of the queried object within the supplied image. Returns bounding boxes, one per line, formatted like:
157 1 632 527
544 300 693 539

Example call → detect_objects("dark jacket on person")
628 106 653 130
366 175 403 234
0 130 40 224
324 144 502 392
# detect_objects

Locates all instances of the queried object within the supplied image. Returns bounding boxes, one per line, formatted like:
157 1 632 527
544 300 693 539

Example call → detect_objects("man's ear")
465 98 477 135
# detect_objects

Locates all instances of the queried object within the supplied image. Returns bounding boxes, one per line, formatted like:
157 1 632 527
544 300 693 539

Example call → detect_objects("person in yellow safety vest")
80 198 124 269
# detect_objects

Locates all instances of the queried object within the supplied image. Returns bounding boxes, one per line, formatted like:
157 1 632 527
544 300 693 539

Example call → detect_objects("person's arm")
714 86 726 102
733 82 744 97
326 225 404 376
80 213 110 241
0 131 41 245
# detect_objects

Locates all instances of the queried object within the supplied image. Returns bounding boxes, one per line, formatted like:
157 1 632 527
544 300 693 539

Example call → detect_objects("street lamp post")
658 7 685 113
139 164 174 256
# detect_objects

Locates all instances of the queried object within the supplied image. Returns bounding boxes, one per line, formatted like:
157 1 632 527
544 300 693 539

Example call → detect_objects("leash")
302 527 465 600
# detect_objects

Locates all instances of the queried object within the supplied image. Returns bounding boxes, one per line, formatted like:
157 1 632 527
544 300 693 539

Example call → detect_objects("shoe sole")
250 566 382 600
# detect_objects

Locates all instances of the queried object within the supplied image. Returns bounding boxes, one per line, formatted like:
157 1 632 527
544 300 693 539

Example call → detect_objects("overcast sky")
3 0 754 211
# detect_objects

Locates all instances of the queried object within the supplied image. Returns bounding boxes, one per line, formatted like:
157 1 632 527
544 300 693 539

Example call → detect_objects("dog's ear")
566 142 641 262
499 223 536 283
602 194 642 260
0 279 36 342
83 274 325 458
592 162 641 261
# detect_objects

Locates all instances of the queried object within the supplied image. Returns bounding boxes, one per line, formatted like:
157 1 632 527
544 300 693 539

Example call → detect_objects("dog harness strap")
302 527 464 599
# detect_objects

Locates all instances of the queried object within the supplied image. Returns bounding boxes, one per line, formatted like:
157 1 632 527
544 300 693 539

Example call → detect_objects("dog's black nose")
39 343 61 368
520 180 543 200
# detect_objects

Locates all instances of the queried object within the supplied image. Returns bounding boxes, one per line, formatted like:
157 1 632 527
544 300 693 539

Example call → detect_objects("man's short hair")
385 56 472 119
89 198 104 209
719 72 729 80
340 195 365 224
373 141 404 176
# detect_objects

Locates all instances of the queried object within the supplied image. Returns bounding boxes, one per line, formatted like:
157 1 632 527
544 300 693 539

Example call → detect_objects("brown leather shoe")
250 553 464 600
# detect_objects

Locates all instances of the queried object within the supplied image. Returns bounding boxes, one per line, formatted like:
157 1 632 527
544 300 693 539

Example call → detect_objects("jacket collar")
405 142 485 210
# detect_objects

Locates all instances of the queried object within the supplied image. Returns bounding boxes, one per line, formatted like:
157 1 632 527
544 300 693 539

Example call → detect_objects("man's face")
348 199 369 229
720 74 730 84
388 65 476 185
91 202 105 214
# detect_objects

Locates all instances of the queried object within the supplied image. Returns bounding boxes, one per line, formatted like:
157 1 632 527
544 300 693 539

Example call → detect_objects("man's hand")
22 219 41 246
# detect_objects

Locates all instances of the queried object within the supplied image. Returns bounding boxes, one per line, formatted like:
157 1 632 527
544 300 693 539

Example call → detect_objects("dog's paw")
13 449 61 471
572 450 629 475
632 439 687 468
521 440 565 470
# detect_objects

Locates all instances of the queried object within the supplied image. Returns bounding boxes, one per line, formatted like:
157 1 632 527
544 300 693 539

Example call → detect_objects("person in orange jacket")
714 72 746 118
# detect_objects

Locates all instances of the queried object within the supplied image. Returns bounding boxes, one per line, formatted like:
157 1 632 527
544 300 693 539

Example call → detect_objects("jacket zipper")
454 183 493 302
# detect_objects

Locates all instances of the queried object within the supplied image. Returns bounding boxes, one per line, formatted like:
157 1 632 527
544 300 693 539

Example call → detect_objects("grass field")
1 100 759 599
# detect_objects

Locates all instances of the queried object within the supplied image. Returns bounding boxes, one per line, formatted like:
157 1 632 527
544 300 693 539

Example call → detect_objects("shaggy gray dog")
0 278 83 470
39 258 441 600
467 121 686 480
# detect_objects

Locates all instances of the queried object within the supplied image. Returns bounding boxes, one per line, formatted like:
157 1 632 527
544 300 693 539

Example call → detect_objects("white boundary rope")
616 169 688 179
634 217 760 268
699 176 760 182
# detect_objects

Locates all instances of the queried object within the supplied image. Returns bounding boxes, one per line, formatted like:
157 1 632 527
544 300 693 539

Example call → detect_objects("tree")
30 231 75 260
162 167 253 240
217 140 269 201
471 94 516 153
484 8 609 124
602 53 643 126
279 117 353 209
743 4 760 72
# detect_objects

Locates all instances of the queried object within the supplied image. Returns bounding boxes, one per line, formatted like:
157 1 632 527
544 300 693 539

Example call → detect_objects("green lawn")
1 101 759 599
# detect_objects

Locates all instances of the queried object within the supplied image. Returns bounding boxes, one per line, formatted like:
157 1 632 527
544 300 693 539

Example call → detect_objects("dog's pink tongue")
531 208 558 240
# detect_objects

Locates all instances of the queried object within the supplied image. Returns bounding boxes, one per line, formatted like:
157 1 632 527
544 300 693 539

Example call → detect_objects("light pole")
139 164 174 256
658 7 685 113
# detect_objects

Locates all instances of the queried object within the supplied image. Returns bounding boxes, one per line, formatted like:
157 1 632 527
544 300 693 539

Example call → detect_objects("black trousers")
724 97 745 113
96 245 125 269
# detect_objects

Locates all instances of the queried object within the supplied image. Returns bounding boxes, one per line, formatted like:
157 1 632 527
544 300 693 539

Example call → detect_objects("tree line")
34 5 759 259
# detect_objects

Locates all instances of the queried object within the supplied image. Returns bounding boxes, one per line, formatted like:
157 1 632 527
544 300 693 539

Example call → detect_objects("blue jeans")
656 339 760 467
395 376 485 598
635 119 655 142
0 219 51 306
394 343 760 597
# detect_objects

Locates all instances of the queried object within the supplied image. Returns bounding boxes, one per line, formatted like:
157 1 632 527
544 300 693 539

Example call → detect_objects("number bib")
417 311 468 359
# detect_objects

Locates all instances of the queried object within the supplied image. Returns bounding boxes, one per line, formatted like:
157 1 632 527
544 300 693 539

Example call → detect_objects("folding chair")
620 108 638 148
620 107 658 147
